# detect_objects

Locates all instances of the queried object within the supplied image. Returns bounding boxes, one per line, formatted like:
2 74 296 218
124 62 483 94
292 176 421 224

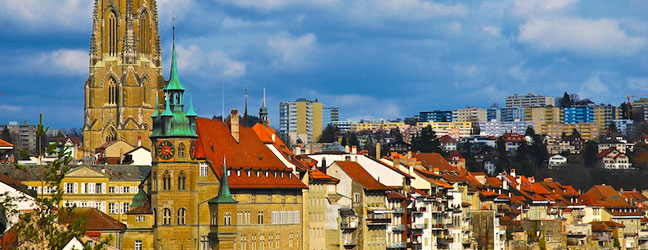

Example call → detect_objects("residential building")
2 121 37 153
540 123 600 141
548 154 567 168
280 98 324 145
452 107 487 123
505 93 554 108
593 104 620 133
613 119 634 136
598 133 634 154
0 139 14 164
419 110 453 122
564 106 594 124
322 106 339 128
417 121 473 138
82 0 165 152
487 107 501 122
123 146 151 165
526 107 563 130
501 107 526 122
439 135 457 151
597 149 632 169
479 121 535 137
502 132 526 151
331 121 352 132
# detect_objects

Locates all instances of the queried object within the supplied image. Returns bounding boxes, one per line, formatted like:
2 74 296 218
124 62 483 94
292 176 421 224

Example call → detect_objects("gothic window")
143 82 148 104
178 171 186 190
107 10 118 57
139 11 150 55
177 208 186 225
163 208 171 225
107 77 118 105
178 143 186 158
163 171 171 190
152 171 157 191
105 127 117 142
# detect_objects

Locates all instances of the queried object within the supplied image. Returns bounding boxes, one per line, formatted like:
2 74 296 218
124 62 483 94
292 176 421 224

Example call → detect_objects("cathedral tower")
83 0 165 152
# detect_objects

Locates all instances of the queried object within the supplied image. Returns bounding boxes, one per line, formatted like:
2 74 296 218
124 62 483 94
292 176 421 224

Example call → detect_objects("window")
163 171 171 190
135 240 142 250
96 183 103 194
178 143 186 158
354 192 360 203
109 187 115 193
258 211 264 224
123 186 130 193
122 202 130 214
64 183 74 194
260 235 264 250
211 212 218 225
238 211 243 225
200 236 209 250
178 208 186 225
139 11 150 55
178 172 186 190
224 212 232 225
107 10 118 57
163 208 171 225
136 216 145 222
108 203 117 214
200 163 208 176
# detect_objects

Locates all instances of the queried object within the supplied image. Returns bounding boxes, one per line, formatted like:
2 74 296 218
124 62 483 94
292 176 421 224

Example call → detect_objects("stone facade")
83 0 165 152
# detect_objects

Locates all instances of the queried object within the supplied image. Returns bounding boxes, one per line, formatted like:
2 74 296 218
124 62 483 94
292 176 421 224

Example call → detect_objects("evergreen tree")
348 133 360 147
560 92 573 107
609 122 619 134
411 126 441 153
582 140 598 168
495 136 508 174
389 128 404 142
341 136 348 146
1 126 11 143
318 125 338 143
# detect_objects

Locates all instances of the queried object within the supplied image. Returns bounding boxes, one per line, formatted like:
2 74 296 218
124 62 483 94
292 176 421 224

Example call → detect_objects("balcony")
393 207 405 214
566 224 591 236
391 224 405 232
367 213 390 226
386 241 407 249
343 239 358 246
430 224 446 230
437 236 454 245
341 222 358 230
411 223 427 229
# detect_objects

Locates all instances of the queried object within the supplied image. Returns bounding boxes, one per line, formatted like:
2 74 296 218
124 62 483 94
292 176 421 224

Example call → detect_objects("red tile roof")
622 191 648 202
412 152 455 172
195 118 307 189
309 169 340 183
63 208 126 231
0 138 13 147
334 161 389 190
582 185 632 208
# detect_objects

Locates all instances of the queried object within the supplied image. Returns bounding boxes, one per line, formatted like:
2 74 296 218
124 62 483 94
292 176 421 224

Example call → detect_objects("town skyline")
1 0 647 129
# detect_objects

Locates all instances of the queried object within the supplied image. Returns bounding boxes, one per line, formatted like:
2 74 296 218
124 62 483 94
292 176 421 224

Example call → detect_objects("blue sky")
1 0 647 129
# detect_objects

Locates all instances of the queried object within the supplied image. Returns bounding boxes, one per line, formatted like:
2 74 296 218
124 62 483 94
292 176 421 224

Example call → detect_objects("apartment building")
526 107 563 130
452 108 487 123
564 106 594 124
505 93 554 109
350 121 406 132
2 121 37 153
322 106 339 128
540 123 600 141
479 121 535 137
501 107 527 122
279 98 324 144
419 110 453 122
593 104 621 133
417 121 473 139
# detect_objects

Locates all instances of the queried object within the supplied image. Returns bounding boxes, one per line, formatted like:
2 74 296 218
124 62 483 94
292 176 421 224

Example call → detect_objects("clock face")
190 141 197 160
157 141 175 160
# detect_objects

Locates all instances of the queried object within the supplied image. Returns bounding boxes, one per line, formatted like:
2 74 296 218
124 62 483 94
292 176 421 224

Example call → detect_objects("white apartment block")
505 93 554 109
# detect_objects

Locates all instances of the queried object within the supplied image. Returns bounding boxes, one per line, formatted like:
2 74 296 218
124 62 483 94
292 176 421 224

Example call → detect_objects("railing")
391 224 405 231
343 239 358 246
430 223 445 230
412 223 427 229
341 222 358 230
393 207 405 214
437 236 454 244
386 241 407 248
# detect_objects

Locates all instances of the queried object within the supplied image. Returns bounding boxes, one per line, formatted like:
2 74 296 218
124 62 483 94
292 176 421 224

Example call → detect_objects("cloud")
175 45 246 79
483 26 501 36
627 77 648 91
348 0 467 23
0 0 92 31
37 49 88 76
0 104 22 113
578 74 612 103
267 33 317 69
518 17 646 55
513 0 578 17
216 0 337 11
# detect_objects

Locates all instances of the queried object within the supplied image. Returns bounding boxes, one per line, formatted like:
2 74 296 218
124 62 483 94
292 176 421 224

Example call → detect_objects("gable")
66 166 109 178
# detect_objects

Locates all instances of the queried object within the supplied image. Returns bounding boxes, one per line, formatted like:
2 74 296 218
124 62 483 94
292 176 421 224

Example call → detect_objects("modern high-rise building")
2 121 37 153
505 93 554 109
279 99 324 144
526 107 563 130
419 110 453 122
501 107 526 122
487 107 501 122
452 108 487 123
322 106 339 128
479 121 535 137
593 104 620 133
563 106 594 124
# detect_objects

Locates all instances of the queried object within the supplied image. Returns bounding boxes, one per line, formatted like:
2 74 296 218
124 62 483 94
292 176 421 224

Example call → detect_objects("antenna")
172 11 175 42
222 81 225 122
263 87 266 106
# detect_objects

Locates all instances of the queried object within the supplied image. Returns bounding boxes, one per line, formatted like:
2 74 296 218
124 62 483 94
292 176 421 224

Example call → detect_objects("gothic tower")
83 0 165 152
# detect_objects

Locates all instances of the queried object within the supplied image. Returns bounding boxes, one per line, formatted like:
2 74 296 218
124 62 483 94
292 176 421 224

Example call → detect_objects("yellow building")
540 123 600 141
593 105 621 133
417 121 472 138
12 165 147 224
350 121 406 132
526 107 563 130
279 99 324 144
83 0 165 152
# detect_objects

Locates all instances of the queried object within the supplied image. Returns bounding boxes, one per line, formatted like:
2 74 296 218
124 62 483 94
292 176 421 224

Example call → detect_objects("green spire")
152 93 160 118
186 95 197 117
164 30 185 91
161 95 173 117
130 184 149 208
210 157 237 204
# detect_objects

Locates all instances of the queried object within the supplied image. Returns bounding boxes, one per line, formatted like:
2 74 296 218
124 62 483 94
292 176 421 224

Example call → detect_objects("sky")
0 0 647 129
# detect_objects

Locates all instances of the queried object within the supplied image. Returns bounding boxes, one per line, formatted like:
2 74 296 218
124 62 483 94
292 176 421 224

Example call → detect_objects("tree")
0 115 110 249
472 123 481 135
411 126 441 153
582 140 598 168
608 122 619 134
559 92 573 107
495 137 508 174
1 126 11 143
348 133 360 147
389 128 404 142
341 136 348 146
318 125 338 143
571 128 581 138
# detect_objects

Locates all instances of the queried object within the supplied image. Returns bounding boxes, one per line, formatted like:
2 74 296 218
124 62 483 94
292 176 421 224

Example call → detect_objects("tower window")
139 11 150 55
177 208 186 225
178 172 186 190
163 171 171 190
163 208 171 225
178 143 186 158
107 10 118 57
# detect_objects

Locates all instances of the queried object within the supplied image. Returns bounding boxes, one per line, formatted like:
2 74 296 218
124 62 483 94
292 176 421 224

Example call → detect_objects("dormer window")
237 170 241 176
289 174 292 179
281 172 284 178
265 171 269 178
257 171 260 177
227 170 231 177
247 170 251 177
274 172 277 178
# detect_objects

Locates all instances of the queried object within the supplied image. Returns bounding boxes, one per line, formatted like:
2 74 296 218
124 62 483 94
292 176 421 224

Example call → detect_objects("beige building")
540 123 599 141
526 107 563 130
452 107 487 123
280 99 324 144
416 121 472 138
593 104 621 133
350 121 406 132
83 0 165 152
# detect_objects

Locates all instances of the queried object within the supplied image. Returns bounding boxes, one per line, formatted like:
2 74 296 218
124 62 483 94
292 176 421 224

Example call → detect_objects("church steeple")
259 87 268 126
243 88 249 127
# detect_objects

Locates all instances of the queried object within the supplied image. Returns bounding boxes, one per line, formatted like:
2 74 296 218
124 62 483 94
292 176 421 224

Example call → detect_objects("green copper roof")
164 42 185 91
160 95 173 117
151 94 160 118
210 157 238 204
186 96 197 117
130 185 149 208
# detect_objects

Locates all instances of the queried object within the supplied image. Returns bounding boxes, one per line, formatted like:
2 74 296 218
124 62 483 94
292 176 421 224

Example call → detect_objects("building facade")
452 108 487 123
540 123 600 141
419 110 453 122
2 121 37 153
479 121 535 137
322 106 339 129
279 99 323 145
564 106 594 124
83 0 165 152
505 93 554 109
526 107 563 130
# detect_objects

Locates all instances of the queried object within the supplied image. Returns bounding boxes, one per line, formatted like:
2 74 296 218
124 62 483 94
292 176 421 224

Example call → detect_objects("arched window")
142 81 148 104
163 208 171 225
105 127 117 142
177 171 186 190
107 10 118 57
107 78 118 105
178 143 186 158
139 11 150 55
177 208 186 225
163 171 171 190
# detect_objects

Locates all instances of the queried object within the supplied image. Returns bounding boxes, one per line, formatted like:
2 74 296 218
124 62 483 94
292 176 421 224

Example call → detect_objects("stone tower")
83 0 165 152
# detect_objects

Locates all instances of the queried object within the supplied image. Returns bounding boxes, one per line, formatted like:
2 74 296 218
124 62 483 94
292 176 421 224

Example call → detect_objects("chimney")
510 168 516 177
503 180 508 190
231 110 240 143
433 168 439 175
376 143 381 159
407 151 412 159
351 146 357 155
393 156 400 169
137 136 142 147
271 133 276 142
344 156 351 161
345 145 350 153
320 157 327 174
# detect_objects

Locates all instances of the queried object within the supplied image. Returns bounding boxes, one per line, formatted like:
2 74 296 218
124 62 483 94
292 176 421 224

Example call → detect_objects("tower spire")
209 157 237 204
259 87 268 126
123 0 136 64
243 87 248 127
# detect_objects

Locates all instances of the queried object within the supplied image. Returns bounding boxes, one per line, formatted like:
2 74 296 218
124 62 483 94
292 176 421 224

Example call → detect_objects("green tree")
341 136 348 146
348 133 360 147
559 92 572 107
1 126 11 143
389 128 404 142
582 140 598 168
0 115 109 249
608 122 619 134
495 137 509 174
318 125 338 143
411 126 441 153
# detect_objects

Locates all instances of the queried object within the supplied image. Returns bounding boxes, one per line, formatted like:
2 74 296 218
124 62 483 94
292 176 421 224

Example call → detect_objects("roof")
0 139 12 149
0 164 150 182
622 191 648 202
589 220 624 232
309 169 340 184
597 148 621 158
439 135 456 143
124 146 150 155
334 161 389 191
582 185 632 208
411 152 455 172
63 208 126 231
195 118 307 189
